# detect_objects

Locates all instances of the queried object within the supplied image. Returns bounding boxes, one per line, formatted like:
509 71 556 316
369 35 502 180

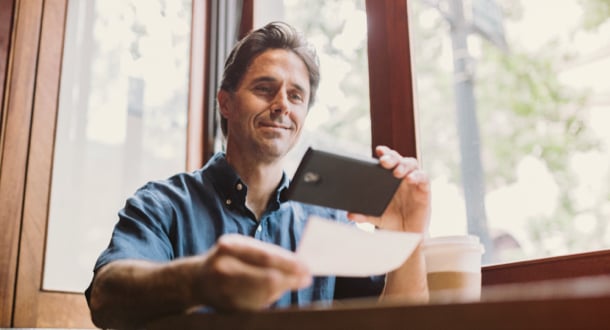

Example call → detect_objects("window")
44 0 192 292
409 0 610 264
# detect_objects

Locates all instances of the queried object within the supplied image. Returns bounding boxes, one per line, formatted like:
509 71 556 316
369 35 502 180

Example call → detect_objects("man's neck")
225 146 284 220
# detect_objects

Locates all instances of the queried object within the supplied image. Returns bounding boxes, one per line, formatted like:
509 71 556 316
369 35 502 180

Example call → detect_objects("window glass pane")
411 0 610 264
44 0 191 292
254 0 371 174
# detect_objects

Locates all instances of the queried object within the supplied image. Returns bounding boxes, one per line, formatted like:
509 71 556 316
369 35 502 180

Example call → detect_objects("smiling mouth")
259 122 291 130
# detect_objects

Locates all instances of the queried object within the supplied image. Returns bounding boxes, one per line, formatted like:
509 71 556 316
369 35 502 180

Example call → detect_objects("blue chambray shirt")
86 152 383 309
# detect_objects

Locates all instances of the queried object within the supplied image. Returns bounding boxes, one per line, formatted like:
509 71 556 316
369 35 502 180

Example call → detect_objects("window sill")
483 249 610 285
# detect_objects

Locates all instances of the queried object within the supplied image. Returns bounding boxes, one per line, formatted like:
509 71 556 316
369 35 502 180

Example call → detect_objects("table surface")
147 275 610 330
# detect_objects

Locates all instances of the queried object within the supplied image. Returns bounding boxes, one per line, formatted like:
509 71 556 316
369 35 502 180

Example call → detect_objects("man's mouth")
259 121 291 130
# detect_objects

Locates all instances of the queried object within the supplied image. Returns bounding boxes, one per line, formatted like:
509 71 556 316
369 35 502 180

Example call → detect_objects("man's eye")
290 93 303 102
254 85 272 94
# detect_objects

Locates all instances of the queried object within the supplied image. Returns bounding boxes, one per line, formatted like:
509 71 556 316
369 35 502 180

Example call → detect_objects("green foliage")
410 0 609 259
476 44 598 189
283 0 371 149
475 5 609 256
579 0 610 30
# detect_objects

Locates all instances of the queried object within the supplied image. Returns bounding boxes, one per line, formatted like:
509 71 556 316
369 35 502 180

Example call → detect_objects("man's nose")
270 89 289 115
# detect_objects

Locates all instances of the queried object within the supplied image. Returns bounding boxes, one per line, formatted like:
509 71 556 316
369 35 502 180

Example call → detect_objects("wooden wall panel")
0 0 15 134
0 0 43 326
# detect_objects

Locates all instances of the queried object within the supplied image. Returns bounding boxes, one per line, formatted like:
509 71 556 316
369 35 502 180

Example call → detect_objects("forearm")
380 244 429 304
88 258 199 329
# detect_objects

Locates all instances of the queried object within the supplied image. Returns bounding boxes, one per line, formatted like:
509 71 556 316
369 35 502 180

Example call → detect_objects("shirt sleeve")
93 185 176 272
85 183 176 305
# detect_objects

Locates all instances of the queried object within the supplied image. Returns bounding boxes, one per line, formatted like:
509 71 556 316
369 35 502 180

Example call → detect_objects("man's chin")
256 143 293 161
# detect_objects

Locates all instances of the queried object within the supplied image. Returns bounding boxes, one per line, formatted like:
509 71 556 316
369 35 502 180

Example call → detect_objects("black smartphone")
285 147 401 216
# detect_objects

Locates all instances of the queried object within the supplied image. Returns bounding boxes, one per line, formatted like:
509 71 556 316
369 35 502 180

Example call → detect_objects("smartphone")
285 147 401 216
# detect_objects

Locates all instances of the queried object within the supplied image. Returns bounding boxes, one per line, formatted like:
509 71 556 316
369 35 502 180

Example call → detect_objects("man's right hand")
193 234 312 310
88 235 311 329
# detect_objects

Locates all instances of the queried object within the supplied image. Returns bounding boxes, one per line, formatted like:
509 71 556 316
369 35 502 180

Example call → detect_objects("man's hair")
219 21 320 137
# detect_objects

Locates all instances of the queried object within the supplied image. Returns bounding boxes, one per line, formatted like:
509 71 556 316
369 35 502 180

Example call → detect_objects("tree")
412 0 609 260
283 0 371 153
580 0 610 29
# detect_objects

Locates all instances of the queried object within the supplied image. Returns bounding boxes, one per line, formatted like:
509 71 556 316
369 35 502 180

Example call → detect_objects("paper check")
296 216 422 276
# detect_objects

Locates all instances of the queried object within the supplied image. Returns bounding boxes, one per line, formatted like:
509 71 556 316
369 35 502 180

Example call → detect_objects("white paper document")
296 216 422 276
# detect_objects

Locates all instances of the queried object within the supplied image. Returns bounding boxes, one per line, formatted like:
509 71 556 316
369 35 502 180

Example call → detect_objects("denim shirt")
86 152 383 309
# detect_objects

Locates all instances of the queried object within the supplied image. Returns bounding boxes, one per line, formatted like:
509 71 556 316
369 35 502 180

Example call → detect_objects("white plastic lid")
423 235 485 253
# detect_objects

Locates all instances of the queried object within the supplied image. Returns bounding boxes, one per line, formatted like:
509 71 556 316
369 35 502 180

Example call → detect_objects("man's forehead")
243 49 310 89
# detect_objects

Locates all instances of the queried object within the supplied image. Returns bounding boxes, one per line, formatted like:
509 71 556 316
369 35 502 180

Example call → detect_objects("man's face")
219 49 310 161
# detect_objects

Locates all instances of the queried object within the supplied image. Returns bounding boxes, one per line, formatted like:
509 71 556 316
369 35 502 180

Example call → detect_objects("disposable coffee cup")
423 235 485 304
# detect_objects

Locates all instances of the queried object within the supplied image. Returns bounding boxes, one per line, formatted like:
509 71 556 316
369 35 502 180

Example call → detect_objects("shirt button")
225 199 232 206
257 226 262 232
236 183 243 191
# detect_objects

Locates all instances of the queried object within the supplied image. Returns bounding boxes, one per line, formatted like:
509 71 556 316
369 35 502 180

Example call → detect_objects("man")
86 22 430 329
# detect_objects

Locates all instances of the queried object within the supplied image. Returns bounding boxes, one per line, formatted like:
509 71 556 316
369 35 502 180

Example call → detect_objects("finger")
225 257 311 296
205 256 310 311
392 157 420 178
374 145 391 158
377 147 402 168
407 169 427 183
407 170 431 193
246 263 312 295
216 234 310 276
376 146 420 175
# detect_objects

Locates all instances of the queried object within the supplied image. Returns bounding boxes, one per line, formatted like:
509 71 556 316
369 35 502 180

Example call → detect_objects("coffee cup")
422 235 485 304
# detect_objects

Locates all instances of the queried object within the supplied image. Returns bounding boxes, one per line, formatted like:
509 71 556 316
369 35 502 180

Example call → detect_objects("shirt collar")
205 152 290 213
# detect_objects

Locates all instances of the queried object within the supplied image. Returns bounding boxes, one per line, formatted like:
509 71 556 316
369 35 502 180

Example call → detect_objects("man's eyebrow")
291 82 307 95
250 76 308 94
250 76 277 85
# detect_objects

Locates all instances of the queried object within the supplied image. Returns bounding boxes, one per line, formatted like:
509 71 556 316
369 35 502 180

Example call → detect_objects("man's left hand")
347 145 430 234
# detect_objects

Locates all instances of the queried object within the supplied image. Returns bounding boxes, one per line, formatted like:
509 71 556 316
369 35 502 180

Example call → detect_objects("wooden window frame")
0 0 209 327
12 0 88 325
186 0 208 171
0 0 40 326
0 0 14 141
365 0 417 158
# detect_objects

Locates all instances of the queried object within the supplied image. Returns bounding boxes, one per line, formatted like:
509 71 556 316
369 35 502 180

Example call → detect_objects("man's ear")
217 89 232 119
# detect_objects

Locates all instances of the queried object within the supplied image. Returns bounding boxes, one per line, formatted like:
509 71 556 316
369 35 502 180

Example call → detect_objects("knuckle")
215 237 233 254
205 251 235 278
256 251 274 267
402 157 418 168
262 270 284 293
